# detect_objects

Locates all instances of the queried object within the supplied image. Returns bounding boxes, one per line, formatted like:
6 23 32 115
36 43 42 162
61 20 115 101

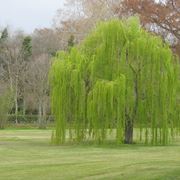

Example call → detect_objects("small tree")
0 88 13 129
50 18 179 145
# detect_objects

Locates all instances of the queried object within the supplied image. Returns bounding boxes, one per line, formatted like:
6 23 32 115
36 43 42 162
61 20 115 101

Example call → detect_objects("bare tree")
27 54 50 128
0 30 32 123
53 0 120 45
32 28 60 56
114 0 180 56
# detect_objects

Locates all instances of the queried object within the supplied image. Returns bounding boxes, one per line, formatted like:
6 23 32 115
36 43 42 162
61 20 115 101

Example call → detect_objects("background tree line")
0 0 179 128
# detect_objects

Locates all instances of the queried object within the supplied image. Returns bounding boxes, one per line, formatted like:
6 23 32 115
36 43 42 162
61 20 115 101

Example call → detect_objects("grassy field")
0 129 179 180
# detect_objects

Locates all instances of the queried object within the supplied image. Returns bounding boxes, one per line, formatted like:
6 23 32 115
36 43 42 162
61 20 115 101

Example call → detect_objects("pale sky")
0 0 65 33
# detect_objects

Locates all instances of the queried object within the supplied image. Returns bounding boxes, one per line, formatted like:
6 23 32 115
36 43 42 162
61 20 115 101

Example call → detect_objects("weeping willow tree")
49 17 179 145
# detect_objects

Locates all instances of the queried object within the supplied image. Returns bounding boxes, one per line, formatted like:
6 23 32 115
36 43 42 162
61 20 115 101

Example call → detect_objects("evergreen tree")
21 36 32 60
0 28 8 42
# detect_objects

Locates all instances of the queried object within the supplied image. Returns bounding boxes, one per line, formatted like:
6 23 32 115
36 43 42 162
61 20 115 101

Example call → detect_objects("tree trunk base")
124 121 133 144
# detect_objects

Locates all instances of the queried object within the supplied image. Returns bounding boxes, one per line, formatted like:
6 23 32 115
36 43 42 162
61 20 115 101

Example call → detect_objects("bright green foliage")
87 76 126 144
49 17 179 145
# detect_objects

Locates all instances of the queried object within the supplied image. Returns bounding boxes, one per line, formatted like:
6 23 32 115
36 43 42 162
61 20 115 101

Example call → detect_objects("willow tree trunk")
124 120 133 144
124 69 138 144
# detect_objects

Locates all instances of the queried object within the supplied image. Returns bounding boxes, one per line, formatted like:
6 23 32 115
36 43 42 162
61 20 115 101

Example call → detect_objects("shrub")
0 90 13 129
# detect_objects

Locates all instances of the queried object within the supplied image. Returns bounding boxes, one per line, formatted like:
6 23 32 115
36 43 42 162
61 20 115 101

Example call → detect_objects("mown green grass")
0 129 179 180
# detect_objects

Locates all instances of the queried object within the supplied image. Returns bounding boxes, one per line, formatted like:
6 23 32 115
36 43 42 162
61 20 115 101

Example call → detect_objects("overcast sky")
0 0 65 33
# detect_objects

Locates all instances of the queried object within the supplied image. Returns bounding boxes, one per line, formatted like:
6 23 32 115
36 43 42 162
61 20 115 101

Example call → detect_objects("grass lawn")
0 129 179 180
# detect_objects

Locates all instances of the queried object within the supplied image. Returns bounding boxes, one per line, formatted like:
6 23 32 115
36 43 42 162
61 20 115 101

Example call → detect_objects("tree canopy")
50 17 179 145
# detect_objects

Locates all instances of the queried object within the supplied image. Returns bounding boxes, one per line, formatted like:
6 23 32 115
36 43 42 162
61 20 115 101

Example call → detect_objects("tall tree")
27 54 50 128
20 36 32 116
54 0 119 46
114 0 180 56
0 30 32 123
56 0 179 57
50 18 179 145
26 28 58 128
